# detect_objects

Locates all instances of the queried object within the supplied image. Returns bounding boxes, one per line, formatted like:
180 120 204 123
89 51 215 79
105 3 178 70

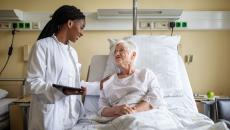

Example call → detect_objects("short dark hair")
37 5 85 40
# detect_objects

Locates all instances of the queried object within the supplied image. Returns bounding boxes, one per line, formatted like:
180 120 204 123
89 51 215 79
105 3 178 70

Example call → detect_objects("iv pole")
133 0 137 35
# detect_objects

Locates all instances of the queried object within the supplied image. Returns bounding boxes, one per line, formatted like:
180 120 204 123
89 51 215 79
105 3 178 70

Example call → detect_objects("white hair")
114 40 138 72
116 40 137 54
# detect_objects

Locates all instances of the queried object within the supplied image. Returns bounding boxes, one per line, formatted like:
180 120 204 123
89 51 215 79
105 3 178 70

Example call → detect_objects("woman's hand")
63 86 86 95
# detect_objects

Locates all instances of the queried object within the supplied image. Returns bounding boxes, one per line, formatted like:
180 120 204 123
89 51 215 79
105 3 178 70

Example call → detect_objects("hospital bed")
0 78 23 130
0 84 21 130
0 98 17 130
71 35 229 130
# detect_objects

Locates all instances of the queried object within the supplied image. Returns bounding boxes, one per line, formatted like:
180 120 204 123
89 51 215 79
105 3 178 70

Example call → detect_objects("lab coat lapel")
67 47 81 118
51 36 65 84
68 47 81 88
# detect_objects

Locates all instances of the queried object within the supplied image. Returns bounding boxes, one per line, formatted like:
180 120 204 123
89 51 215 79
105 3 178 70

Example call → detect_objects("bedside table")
9 96 31 130
196 100 216 121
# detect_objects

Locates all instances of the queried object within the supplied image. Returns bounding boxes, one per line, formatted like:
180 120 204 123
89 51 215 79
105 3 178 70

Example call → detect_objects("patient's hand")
132 101 152 112
101 104 136 117
114 104 137 116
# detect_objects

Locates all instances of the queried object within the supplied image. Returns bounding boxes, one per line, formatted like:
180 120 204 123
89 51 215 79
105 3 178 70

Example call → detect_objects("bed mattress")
0 98 17 116
0 98 17 130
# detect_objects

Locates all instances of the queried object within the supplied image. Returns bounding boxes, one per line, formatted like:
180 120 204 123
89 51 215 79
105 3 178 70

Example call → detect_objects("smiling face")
114 43 136 68
68 19 85 43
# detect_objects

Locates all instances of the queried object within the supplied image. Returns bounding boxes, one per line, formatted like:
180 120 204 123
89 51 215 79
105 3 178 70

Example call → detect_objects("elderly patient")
98 40 165 118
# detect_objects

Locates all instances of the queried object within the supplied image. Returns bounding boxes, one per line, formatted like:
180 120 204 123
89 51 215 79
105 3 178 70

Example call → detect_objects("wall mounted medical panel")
0 10 230 31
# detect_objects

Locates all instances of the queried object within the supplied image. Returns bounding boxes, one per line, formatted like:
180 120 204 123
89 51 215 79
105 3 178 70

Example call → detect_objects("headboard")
87 55 108 82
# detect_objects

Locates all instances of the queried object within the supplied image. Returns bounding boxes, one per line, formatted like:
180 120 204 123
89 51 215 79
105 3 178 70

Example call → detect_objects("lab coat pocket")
70 96 82 119
42 104 57 130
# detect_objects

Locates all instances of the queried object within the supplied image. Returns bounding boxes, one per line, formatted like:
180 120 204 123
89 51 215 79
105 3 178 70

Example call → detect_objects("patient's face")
114 43 132 67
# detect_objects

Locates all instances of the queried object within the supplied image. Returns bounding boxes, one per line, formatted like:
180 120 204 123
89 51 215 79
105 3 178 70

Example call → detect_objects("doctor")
26 5 86 130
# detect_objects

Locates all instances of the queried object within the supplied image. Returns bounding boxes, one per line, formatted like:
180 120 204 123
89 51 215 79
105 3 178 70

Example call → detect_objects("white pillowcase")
103 35 183 97
0 88 8 99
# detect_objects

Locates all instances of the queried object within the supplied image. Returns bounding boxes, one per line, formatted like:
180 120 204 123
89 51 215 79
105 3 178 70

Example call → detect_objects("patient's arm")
101 101 151 117
101 104 136 117
141 70 165 108
133 101 152 112
100 75 112 90
99 87 136 117
101 101 152 117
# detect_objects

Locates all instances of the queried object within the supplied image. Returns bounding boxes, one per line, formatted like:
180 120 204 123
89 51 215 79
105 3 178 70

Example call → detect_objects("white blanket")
71 107 228 130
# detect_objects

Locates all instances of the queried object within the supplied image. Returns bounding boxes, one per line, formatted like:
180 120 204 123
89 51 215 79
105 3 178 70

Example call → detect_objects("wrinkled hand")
113 104 136 116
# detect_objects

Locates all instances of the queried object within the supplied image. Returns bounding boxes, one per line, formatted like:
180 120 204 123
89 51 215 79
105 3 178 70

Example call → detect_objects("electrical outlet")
182 22 187 28
32 22 40 30
12 22 18 29
176 22 181 27
154 21 168 29
139 21 152 29
184 55 189 63
19 22 24 29
1 22 40 30
189 55 193 62
176 21 188 28
0 22 11 29
25 22 31 29
184 54 193 64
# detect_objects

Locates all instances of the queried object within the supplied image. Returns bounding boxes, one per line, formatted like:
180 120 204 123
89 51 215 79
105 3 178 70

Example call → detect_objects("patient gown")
98 68 165 115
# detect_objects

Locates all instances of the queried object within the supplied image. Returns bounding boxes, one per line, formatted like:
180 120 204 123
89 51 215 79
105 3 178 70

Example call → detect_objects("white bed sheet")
70 55 229 130
72 107 228 130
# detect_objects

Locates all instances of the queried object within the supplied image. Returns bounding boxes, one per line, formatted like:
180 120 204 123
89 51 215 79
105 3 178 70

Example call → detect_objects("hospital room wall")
0 0 230 96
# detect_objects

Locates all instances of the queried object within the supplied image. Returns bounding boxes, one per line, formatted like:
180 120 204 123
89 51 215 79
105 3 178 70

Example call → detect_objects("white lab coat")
25 35 84 130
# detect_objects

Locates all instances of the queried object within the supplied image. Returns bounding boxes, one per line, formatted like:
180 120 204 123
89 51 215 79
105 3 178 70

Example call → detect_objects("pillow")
103 35 183 97
0 89 8 99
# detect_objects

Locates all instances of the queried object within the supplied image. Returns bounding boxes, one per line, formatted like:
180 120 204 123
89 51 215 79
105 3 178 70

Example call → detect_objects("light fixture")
97 9 183 21
0 9 23 21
